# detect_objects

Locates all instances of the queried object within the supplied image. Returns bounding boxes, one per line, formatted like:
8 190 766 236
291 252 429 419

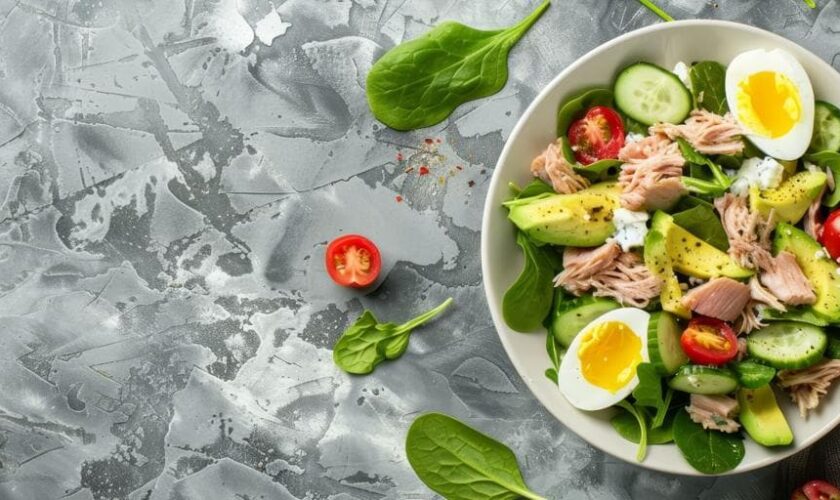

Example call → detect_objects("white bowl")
481 20 840 476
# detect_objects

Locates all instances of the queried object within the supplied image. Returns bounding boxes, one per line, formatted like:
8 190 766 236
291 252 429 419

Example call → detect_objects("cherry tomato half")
567 106 625 165
820 210 840 261
792 480 840 500
325 234 381 288
680 316 739 366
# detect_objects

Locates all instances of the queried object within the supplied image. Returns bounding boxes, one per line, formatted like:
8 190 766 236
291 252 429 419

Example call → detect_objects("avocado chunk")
650 211 753 279
507 183 619 246
737 386 793 447
773 223 840 322
750 170 827 224
644 229 690 318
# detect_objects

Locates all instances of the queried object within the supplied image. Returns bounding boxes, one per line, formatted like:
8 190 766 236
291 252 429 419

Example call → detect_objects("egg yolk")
736 71 801 138
577 321 642 393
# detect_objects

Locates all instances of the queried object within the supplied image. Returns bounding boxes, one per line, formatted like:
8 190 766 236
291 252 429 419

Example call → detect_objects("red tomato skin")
680 316 739 366
325 234 381 288
566 106 625 165
801 480 840 500
821 210 840 261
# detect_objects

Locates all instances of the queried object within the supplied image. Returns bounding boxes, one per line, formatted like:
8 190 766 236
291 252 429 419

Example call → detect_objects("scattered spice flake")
435 138 442 144
424 138 434 145
396 152 404 161
468 180 475 187
418 166 430 176
455 165 463 170
395 195 403 203
405 166 414 174
438 176 446 185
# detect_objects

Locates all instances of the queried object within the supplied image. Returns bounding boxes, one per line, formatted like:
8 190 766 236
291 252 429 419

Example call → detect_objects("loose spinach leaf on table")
556 88 613 137
672 204 730 251
333 298 454 374
689 61 728 115
807 151 840 207
406 413 546 500
673 410 745 474
611 407 675 445
503 232 561 332
366 1 550 131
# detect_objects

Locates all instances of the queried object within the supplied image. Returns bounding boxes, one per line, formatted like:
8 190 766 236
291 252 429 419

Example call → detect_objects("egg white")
725 48 814 161
558 308 650 411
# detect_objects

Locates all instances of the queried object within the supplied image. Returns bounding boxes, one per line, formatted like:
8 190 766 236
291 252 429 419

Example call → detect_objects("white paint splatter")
254 9 291 45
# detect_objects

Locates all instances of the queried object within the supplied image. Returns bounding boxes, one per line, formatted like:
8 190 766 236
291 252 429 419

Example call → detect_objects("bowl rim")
480 18 840 476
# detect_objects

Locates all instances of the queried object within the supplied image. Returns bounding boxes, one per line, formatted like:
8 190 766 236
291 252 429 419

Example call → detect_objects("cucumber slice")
647 311 688 375
747 322 827 369
732 360 776 389
549 295 621 348
614 62 692 126
810 101 840 153
668 365 738 395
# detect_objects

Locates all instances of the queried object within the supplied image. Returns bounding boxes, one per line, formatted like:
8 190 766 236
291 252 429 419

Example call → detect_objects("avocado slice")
507 183 619 246
737 386 793 447
773 223 840 322
650 211 753 279
644 229 690 318
750 170 827 224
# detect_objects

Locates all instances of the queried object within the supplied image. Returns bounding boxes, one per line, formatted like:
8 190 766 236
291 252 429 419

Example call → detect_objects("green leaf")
672 204 730 251
806 151 840 207
672 409 745 474
333 299 454 374
573 159 623 182
632 363 664 409
544 326 565 385
512 178 554 201
678 138 731 196
689 61 728 115
636 0 675 21
623 114 649 136
503 232 560 332
556 88 613 137
366 1 550 131
611 407 675 444
406 413 546 500
803 0 816 8
544 368 558 384
616 400 648 461
763 306 829 326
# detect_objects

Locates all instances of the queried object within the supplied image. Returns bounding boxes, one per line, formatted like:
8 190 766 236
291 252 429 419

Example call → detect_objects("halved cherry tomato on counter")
680 316 739 366
325 234 381 288
567 105 625 165
792 480 840 500
820 210 840 261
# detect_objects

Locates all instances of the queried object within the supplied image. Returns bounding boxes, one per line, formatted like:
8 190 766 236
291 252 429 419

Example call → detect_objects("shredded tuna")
749 276 786 312
804 184 826 241
681 277 751 322
685 394 741 433
617 136 686 211
736 337 748 361
650 109 744 156
737 301 766 335
758 251 817 306
778 359 840 417
554 245 661 308
827 166 836 192
714 193 776 269
530 138 590 194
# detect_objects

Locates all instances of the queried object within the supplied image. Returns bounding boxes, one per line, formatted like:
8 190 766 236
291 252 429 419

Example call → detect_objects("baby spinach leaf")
333 298 453 374
679 138 732 196
611 407 675 445
672 204 730 251
573 159 623 181
366 1 550 131
632 363 671 428
503 232 560 332
515 178 554 200
623 114 649 136
556 88 613 137
807 151 840 207
544 331 565 385
616 400 648 461
689 61 728 115
406 413 546 500
673 409 745 474
672 195 714 212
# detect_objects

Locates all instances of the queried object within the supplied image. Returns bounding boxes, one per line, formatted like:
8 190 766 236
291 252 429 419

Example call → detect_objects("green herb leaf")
636 0 675 21
673 409 745 474
556 88 613 137
503 232 560 332
333 299 454 374
616 400 648 461
406 413 546 500
544 367 558 384
611 406 675 444
544 328 565 385
678 138 732 196
510 178 554 202
672 204 730 251
806 151 840 207
689 61 728 115
573 159 624 182
803 0 816 8
366 1 550 131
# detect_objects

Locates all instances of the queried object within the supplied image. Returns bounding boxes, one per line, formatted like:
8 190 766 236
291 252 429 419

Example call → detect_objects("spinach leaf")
807 151 840 207
406 413 546 500
611 407 675 444
672 195 714 212
573 159 623 182
689 61 728 115
616 400 648 461
333 298 453 374
632 363 672 429
503 232 560 332
673 409 745 474
544 331 565 385
762 306 829 326
366 1 550 131
623 114 649 136
672 204 730 251
716 154 743 171
556 88 613 137
510 178 554 201
679 138 732 196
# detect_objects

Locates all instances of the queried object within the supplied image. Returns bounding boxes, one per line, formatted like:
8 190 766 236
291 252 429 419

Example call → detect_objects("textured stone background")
0 0 839 498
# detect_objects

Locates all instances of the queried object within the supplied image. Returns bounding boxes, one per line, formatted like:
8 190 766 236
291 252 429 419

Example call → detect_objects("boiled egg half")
558 308 650 411
725 48 814 160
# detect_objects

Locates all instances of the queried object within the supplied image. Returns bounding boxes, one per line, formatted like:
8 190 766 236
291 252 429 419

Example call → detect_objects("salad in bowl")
495 26 840 475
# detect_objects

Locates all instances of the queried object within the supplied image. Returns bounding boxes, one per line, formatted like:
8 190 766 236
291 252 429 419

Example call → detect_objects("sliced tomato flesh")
820 210 840 261
680 316 739 366
567 105 625 165
801 480 840 500
325 234 381 288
